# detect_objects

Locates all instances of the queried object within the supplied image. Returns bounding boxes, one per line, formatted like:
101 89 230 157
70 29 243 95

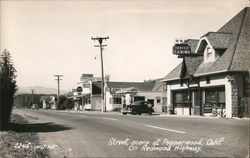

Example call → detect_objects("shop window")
217 90 225 108
134 96 145 102
205 90 216 105
113 98 122 104
204 88 225 114
173 91 192 108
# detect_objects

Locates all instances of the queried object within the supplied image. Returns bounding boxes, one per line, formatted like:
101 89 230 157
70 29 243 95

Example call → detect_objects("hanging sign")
173 43 191 55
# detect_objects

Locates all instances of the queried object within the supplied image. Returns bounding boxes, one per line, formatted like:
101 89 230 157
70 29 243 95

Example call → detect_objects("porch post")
225 78 232 118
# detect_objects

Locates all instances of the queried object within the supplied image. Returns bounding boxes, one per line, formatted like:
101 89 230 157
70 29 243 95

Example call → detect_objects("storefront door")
193 91 201 115
173 90 192 115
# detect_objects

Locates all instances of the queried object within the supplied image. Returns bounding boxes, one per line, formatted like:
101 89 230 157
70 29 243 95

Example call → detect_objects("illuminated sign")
173 43 191 55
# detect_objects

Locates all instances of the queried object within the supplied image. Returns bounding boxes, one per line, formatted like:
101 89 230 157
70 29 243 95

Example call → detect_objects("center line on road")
102 117 117 121
145 125 186 134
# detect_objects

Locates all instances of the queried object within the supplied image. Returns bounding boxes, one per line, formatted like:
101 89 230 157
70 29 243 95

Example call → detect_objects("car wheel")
138 112 142 115
132 109 137 115
148 111 152 115
122 112 126 115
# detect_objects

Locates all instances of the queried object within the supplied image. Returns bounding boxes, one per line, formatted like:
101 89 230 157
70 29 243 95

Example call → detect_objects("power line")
91 36 109 112
54 75 63 109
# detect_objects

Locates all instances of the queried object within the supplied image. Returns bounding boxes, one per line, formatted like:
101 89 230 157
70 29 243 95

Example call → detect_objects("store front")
171 86 225 117
173 90 192 115
203 87 225 117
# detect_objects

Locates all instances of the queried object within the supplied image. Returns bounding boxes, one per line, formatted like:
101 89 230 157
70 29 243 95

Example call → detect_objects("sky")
0 0 249 91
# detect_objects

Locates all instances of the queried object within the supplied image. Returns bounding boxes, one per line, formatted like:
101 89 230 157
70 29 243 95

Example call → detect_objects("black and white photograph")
0 0 249 157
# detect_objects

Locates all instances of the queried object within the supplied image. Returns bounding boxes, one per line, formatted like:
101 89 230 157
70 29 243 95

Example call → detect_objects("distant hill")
16 86 68 95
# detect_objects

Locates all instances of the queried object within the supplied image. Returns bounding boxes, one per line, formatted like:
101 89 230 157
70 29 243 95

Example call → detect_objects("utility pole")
30 89 35 107
91 36 109 112
54 75 63 109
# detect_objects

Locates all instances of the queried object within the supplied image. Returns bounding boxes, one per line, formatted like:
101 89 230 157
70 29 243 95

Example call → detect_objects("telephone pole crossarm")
53 75 63 109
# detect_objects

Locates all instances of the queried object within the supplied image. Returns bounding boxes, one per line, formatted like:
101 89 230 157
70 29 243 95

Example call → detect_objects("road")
13 109 249 158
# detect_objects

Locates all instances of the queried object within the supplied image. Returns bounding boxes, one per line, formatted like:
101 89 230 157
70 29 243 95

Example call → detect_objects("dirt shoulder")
0 113 50 158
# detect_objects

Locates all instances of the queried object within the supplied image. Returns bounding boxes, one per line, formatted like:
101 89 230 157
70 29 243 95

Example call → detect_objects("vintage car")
31 104 39 110
122 101 154 115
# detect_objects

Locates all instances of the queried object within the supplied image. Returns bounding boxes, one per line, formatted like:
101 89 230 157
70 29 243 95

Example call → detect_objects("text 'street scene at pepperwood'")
0 1 249 158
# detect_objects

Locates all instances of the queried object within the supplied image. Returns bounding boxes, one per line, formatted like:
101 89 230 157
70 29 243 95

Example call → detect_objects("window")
217 90 225 109
206 77 210 84
174 92 183 103
112 98 121 104
173 91 192 108
156 98 161 103
206 47 213 59
205 87 225 108
205 90 216 103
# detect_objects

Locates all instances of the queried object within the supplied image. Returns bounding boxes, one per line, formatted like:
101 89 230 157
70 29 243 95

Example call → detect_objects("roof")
152 78 165 91
116 87 140 94
92 81 155 94
230 8 250 71
164 7 250 81
164 55 203 81
182 56 204 78
201 32 233 49
183 39 200 54
164 62 183 81
195 7 250 75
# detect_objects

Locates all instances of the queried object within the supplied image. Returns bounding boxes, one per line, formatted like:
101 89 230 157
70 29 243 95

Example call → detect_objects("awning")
67 93 91 99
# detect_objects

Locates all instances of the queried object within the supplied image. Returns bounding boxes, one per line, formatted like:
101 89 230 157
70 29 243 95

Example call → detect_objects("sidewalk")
157 112 250 120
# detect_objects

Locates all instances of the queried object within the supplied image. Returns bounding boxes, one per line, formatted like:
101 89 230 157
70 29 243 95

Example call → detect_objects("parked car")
122 101 154 115
31 104 39 110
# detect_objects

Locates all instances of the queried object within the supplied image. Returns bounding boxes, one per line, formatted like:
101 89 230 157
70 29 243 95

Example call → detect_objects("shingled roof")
202 32 233 49
164 7 250 81
92 81 155 95
164 62 183 81
183 39 200 54
195 7 250 76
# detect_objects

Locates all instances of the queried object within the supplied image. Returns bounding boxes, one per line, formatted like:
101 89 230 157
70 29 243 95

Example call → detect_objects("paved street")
13 109 249 157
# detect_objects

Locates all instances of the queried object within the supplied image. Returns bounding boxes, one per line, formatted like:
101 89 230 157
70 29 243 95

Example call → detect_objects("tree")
57 95 68 110
0 49 17 131
62 98 74 110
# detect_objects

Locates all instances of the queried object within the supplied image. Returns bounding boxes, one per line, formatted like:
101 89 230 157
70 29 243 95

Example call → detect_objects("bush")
57 95 74 110
61 98 74 110
0 49 17 131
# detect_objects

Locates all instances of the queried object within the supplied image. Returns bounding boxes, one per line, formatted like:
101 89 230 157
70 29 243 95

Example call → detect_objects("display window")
173 91 192 108
204 87 225 116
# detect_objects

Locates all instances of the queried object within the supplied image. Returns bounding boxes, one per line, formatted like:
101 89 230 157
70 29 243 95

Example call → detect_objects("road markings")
145 125 186 134
102 117 118 121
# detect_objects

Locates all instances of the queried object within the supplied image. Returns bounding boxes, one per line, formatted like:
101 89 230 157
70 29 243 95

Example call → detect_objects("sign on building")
81 74 94 81
173 43 191 55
